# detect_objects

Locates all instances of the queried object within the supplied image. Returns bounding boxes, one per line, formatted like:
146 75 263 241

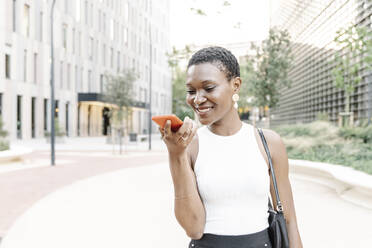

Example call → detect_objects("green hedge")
274 121 372 175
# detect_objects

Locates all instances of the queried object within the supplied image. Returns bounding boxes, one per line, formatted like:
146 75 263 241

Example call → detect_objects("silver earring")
232 94 239 109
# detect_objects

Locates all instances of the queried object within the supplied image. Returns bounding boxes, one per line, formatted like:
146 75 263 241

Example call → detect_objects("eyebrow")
186 80 216 87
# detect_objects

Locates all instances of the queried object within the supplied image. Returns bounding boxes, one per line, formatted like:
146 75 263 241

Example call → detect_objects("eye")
187 90 196 94
205 87 215 92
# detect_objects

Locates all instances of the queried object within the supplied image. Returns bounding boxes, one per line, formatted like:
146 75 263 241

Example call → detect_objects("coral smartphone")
151 114 183 132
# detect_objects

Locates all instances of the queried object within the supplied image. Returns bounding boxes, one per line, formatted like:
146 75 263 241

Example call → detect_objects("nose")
194 91 206 105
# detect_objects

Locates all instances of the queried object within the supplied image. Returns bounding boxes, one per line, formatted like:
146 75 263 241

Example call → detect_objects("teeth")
198 108 211 113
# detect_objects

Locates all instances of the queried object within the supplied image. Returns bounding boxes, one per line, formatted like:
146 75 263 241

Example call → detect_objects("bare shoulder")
187 131 199 171
253 127 287 172
260 128 287 158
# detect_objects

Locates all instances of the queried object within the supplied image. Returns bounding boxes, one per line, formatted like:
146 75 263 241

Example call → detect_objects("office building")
270 0 372 126
0 0 172 140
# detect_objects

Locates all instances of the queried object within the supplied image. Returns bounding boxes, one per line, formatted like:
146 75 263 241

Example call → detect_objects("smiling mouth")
196 107 214 115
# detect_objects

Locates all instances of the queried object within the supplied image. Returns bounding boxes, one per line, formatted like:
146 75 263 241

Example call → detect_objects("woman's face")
186 62 239 125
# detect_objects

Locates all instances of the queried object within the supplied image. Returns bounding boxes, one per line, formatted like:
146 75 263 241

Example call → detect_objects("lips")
196 106 214 116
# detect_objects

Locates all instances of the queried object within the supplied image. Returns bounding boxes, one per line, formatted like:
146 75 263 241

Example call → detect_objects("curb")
0 146 33 164
289 159 372 210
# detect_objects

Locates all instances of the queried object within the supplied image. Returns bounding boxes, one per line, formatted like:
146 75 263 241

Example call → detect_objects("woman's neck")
208 110 242 136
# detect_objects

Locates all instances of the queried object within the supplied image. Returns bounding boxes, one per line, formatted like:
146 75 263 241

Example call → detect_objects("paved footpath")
1 141 372 247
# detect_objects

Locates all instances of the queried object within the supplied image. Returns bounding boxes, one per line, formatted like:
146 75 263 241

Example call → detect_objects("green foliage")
103 70 136 132
316 112 329 122
338 126 372 143
332 25 372 116
249 28 293 109
275 120 372 175
0 116 9 151
167 46 195 121
44 118 66 137
238 57 256 109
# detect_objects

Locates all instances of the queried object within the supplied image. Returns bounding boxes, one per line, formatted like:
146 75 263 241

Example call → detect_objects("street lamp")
50 0 56 165
148 26 152 150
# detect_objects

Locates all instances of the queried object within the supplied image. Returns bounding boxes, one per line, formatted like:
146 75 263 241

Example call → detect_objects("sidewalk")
0 136 168 240
1 161 372 247
10 134 166 152
1 136 372 247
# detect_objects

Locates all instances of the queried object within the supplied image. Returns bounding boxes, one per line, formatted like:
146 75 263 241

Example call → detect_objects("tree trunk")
345 93 351 127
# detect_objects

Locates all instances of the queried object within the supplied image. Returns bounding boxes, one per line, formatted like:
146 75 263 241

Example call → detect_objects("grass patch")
273 121 372 175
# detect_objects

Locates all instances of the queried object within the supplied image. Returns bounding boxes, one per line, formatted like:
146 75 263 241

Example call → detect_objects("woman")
159 47 303 248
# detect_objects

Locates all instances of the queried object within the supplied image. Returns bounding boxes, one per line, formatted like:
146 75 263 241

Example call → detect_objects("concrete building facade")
270 0 372 126
0 0 172 140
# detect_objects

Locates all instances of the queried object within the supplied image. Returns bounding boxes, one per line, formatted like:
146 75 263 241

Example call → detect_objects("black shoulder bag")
257 128 290 248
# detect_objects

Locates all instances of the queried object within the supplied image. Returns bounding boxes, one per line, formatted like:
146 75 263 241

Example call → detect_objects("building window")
102 44 106 66
110 47 113 67
12 0 17 32
44 99 48 131
124 28 128 46
78 31 82 56
31 97 36 138
103 13 106 33
0 93 2 116
98 10 101 32
64 0 68 14
88 70 92 92
110 19 114 40
117 51 120 72
23 4 30 37
72 28 75 53
81 67 85 91
33 53 38 83
39 11 43 41
5 54 11 79
65 102 69 136
17 95 22 139
76 0 80 22
23 50 27 82
62 24 67 49
60 61 63 88
90 3 93 27
84 1 88 24
75 65 78 92
67 63 71 90
100 74 104 93
89 36 93 60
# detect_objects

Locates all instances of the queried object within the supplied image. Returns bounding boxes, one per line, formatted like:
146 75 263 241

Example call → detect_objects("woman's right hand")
159 116 197 155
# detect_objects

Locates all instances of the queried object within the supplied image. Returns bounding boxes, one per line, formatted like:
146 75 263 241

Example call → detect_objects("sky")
169 0 274 49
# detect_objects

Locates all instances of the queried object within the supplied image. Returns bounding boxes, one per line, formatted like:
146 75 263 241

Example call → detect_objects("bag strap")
257 128 284 213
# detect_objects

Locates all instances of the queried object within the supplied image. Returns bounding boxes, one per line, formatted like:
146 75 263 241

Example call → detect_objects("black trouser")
189 228 272 248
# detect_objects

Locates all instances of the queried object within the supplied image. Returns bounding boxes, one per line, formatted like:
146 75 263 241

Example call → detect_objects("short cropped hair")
187 46 240 81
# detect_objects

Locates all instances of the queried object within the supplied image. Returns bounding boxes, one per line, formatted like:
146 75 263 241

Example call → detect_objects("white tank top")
194 122 270 235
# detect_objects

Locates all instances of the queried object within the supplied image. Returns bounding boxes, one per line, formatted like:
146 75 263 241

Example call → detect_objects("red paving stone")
0 150 168 238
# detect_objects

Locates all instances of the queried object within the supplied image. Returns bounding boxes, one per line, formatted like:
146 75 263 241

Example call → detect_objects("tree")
0 116 9 151
332 24 372 126
249 28 293 127
103 70 136 154
166 46 194 121
237 56 256 120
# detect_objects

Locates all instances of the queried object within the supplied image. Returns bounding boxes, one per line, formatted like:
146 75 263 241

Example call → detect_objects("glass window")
39 11 43 41
5 54 11 79
62 24 67 49
23 49 27 82
23 4 30 37
67 63 71 90
84 1 88 24
44 99 48 131
12 0 17 32
72 28 75 53
88 70 92 92
34 53 37 83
